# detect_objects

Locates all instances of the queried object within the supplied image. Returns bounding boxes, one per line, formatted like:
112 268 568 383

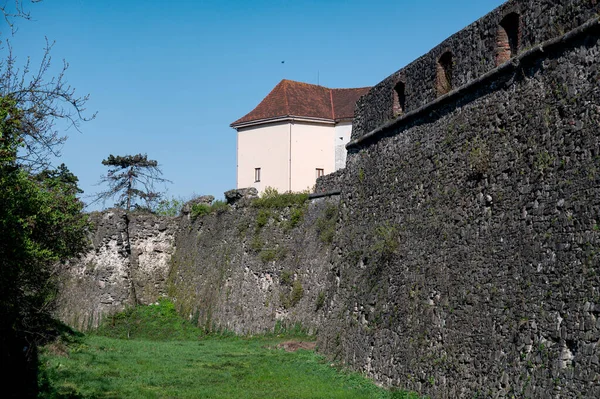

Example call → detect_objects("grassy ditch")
39 300 424 398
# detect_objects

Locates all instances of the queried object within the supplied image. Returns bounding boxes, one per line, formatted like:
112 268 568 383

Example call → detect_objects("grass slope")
40 300 423 399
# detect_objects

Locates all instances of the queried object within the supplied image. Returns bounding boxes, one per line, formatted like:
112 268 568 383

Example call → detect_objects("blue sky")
6 0 505 209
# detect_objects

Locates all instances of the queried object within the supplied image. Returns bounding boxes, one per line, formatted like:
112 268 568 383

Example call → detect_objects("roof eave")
231 115 336 130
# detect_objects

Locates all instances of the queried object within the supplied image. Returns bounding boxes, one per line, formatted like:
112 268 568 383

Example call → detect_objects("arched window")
496 12 520 65
436 51 453 96
393 81 406 116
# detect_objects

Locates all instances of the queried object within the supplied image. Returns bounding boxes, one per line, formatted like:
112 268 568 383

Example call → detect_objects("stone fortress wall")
351 0 600 142
319 0 600 397
56 0 600 397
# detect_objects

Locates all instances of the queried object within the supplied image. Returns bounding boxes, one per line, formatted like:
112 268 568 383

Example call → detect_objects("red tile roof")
231 79 371 127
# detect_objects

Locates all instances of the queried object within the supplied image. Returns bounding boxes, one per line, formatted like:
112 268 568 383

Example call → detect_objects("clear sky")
6 0 505 209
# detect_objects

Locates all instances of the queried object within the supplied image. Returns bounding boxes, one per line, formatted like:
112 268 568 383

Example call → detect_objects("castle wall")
54 1 600 397
351 0 600 141
168 198 337 334
55 210 178 330
317 14 600 398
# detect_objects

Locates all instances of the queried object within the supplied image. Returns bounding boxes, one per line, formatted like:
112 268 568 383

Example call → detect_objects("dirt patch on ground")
277 341 316 352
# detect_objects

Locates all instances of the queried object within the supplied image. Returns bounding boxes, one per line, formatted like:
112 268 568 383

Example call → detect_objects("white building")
231 79 370 193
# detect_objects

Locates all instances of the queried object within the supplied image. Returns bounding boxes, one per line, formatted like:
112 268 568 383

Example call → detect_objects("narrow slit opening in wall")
393 81 406 116
496 12 521 65
436 51 453 96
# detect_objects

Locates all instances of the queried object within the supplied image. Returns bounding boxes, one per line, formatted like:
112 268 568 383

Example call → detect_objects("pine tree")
96 154 170 212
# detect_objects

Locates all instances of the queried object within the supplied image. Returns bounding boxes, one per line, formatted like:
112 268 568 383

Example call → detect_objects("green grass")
39 301 423 398
95 298 203 340
40 335 421 399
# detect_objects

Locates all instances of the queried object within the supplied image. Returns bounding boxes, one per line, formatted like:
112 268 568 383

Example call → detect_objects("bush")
191 203 211 218
190 200 230 219
260 249 277 263
287 206 305 229
253 187 309 209
256 209 271 229
290 281 304 306
155 197 184 216
280 271 293 286
211 200 229 213
259 247 287 263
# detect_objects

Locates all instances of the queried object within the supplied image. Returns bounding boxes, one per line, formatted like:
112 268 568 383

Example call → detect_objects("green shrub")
237 220 249 237
280 270 293 286
211 199 229 213
154 196 184 216
256 209 271 229
191 203 211 218
290 280 304 307
260 249 277 263
281 280 304 309
259 247 287 263
253 187 309 209
287 206 305 229
191 200 230 219
250 235 264 252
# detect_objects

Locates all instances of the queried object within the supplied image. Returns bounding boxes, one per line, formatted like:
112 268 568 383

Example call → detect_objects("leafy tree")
1 2 93 396
35 163 84 194
0 96 89 397
95 154 170 211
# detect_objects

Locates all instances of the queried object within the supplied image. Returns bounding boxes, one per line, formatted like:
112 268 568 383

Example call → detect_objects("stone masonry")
56 0 600 397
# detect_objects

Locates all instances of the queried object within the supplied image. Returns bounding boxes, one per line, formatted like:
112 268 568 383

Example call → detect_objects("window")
436 51 453 96
254 167 261 182
316 168 325 178
393 81 406 116
496 13 521 66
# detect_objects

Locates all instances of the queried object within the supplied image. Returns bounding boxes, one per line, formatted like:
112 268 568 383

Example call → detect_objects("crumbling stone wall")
318 12 600 399
55 210 178 330
55 197 338 335
168 197 338 334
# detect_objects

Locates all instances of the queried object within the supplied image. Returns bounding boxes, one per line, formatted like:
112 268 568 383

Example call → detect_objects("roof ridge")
332 86 372 91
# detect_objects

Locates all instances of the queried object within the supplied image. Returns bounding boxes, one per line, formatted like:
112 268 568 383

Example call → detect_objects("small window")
393 81 406 116
496 13 521 66
316 168 325 178
254 167 261 182
436 51 453 96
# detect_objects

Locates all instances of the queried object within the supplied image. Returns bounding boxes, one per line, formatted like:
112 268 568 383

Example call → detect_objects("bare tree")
1 0 95 170
1 0 41 33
